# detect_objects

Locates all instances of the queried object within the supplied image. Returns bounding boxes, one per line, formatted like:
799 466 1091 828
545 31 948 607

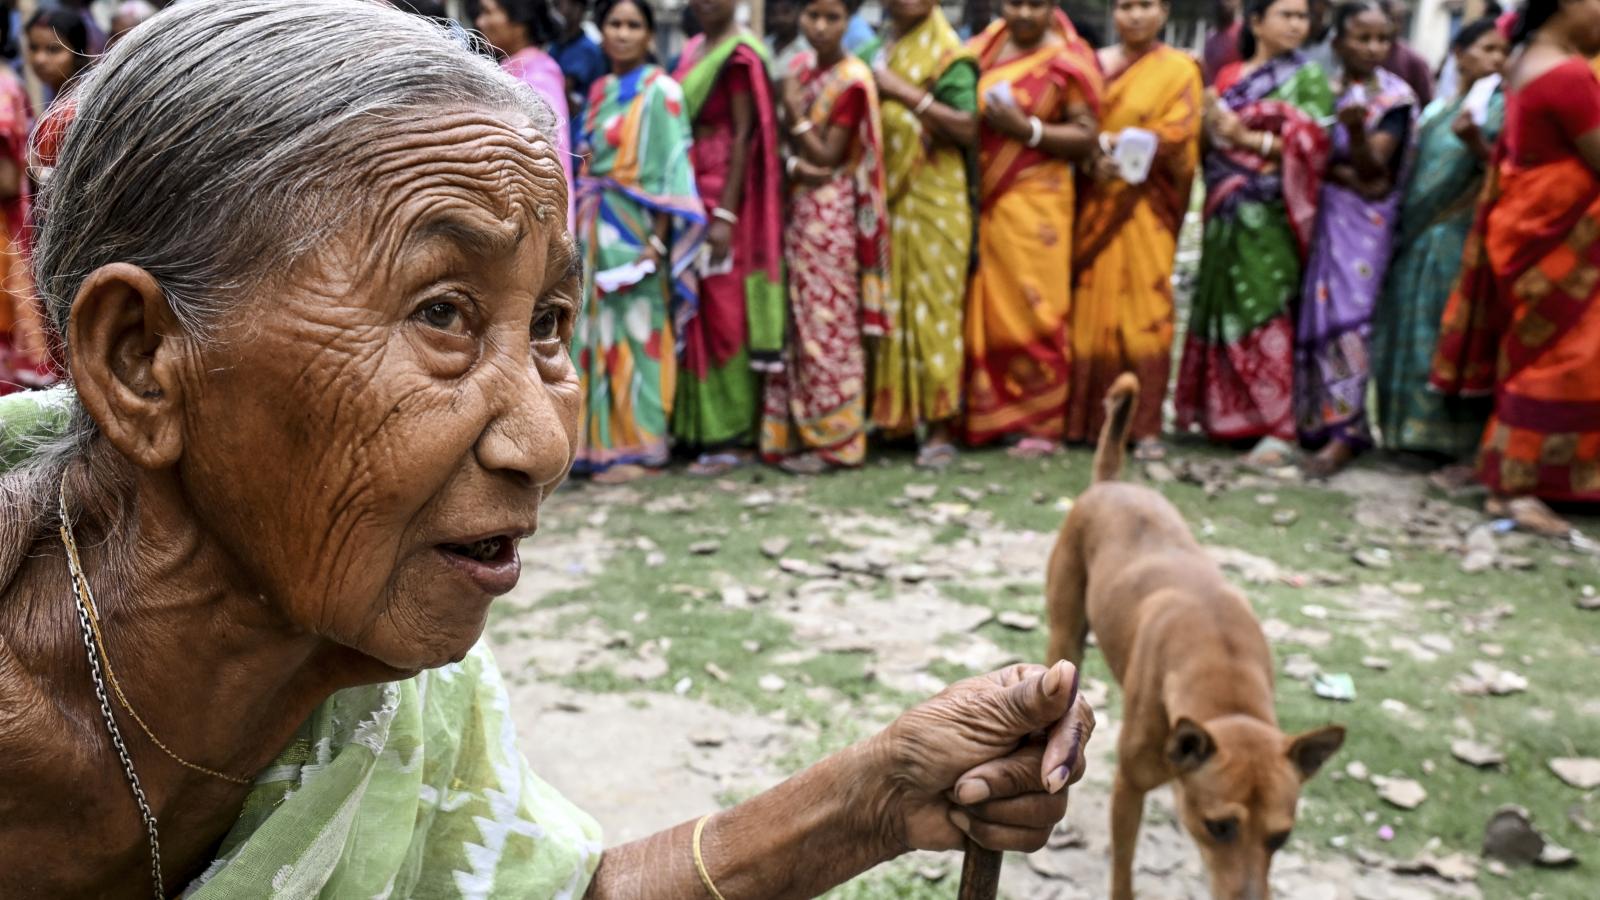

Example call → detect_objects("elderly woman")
0 2 1095 896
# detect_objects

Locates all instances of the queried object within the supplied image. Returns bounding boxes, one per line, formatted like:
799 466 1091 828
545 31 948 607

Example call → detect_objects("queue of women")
523 0 1598 533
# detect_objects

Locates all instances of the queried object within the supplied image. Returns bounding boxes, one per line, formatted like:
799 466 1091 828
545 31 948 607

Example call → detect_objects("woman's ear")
66 263 191 469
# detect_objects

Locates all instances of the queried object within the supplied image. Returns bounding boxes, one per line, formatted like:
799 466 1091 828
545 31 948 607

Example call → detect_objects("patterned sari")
1371 88 1501 457
572 66 705 475
1431 67 1600 502
861 9 977 435
1067 44 1200 443
670 34 785 449
1174 53 1333 441
759 53 889 467
1294 68 1416 450
964 11 1101 446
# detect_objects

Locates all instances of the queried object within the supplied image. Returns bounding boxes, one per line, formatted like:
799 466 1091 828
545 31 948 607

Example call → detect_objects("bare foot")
1486 495 1572 538
915 441 957 469
1006 437 1060 460
1301 441 1355 479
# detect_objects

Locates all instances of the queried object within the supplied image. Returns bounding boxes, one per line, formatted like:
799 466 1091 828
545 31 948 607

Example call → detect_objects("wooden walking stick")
957 841 1002 900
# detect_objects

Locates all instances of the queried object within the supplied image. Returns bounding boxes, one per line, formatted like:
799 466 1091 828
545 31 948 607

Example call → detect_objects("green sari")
1371 90 1501 457
0 389 605 898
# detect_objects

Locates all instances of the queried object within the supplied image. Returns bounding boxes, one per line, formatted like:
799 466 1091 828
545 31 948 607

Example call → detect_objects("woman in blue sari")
1371 17 1507 465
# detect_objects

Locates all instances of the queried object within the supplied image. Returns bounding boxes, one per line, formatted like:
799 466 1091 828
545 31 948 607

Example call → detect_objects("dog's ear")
1286 725 1346 782
1167 717 1216 773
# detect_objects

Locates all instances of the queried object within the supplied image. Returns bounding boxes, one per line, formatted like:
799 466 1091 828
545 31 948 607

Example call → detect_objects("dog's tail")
1091 374 1140 483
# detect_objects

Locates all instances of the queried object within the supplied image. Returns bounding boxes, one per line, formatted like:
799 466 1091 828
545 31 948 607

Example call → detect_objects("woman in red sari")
671 0 785 475
1431 0 1600 534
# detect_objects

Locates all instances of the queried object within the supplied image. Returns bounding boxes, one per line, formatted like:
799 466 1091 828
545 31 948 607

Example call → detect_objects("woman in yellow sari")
965 0 1101 455
860 0 978 467
1067 0 1201 458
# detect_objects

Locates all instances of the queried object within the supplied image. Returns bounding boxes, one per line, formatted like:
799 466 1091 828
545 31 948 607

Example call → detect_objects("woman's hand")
866 660 1094 854
781 76 807 125
706 219 733 266
789 157 833 187
1210 106 1244 147
983 100 1031 142
1338 104 1367 134
1452 108 1481 144
873 66 920 108
1091 152 1120 183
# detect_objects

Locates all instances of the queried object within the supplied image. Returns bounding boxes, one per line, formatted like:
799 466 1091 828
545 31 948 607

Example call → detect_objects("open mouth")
440 535 515 564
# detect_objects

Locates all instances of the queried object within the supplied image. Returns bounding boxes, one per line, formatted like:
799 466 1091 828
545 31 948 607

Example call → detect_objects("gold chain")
58 489 253 787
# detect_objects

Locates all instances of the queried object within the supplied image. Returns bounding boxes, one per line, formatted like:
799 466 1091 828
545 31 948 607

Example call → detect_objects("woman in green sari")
1371 17 1507 463
1174 0 1333 465
572 0 704 484
0 2 1098 894
858 0 979 468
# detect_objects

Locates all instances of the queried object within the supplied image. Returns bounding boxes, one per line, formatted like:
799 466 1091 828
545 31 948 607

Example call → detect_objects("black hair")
1332 0 1385 41
1450 15 1501 53
1237 0 1284 60
799 0 863 13
492 0 561 45
596 0 655 32
26 7 92 57
1511 0 1557 46
393 0 449 23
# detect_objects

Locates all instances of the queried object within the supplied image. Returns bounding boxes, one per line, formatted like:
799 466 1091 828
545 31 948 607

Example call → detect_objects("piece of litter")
673 676 693 696
1312 671 1356 701
1378 825 1395 841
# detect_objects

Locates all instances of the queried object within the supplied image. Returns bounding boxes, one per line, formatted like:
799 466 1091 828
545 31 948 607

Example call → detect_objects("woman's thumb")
995 660 1079 735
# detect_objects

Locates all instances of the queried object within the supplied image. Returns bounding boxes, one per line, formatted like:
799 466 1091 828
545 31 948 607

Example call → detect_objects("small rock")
1362 656 1393 671
890 563 931 583
777 557 830 577
1419 633 1454 654
645 551 667 568
704 662 731 683
1346 760 1371 782
757 673 787 693
1048 822 1087 849
1391 581 1425 595
719 586 749 608
1461 550 1496 573
1453 661 1529 696
955 486 985 503
915 864 948 883
959 460 985 474
1537 842 1578 868
1483 805 1544 865
1353 547 1393 569
1577 589 1600 611
673 676 693 695
1255 492 1279 506
1550 757 1600 790
759 537 791 559
1373 775 1427 810
740 491 777 508
997 610 1040 631
1145 461 1176 483
689 730 727 747
1393 852 1478 882
1480 642 1505 658
1283 653 1320 681
1451 739 1506 768
740 640 761 654
689 540 721 556
1272 509 1300 526
904 483 938 501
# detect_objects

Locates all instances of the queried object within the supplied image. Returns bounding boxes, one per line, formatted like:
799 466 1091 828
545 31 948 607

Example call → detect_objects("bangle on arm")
713 207 739 226
791 119 814 137
785 156 799 177
1260 131 1272 157
693 814 728 900
648 234 668 257
913 91 934 115
1027 116 1044 149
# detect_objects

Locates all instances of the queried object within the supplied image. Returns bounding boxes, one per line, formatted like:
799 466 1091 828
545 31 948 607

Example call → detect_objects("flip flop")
689 452 748 477
778 453 828 476
1244 436 1295 470
915 442 958 469
1006 437 1060 460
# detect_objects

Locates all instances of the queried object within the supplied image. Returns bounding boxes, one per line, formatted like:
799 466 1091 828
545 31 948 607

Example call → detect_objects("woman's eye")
418 300 466 333
532 308 564 343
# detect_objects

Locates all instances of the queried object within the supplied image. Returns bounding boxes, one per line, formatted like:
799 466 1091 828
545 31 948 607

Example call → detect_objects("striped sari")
1067 44 1200 443
1372 88 1501 457
1174 53 1332 442
571 66 704 476
964 11 1101 446
759 53 889 467
862 9 977 435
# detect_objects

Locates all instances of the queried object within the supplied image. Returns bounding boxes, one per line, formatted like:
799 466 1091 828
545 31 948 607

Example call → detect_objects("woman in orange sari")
1431 0 1600 534
1067 0 1201 457
964 0 1100 455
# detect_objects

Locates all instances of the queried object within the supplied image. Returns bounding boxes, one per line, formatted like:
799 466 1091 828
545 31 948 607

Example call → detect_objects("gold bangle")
693 814 728 900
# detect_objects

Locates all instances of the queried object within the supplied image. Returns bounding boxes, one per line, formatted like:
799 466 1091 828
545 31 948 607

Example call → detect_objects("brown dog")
1045 374 1346 900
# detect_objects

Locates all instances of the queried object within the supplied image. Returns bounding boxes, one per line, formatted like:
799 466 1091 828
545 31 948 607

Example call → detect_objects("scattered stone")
1418 633 1454 654
1578 584 1600 611
997 610 1040 631
1452 661 1529 696
740 640 761 654
777 557 831 578
688 730 727 748
740 491 777 508
1480 642 1505 658
673 676 693 695
703 662 731 683
1030 490 1048 505
1272 509 1300 527
1144 461 1176 483
1255 492 1279 506
915 864 948 883
689 540 721 556
1391 581 1425 595
645 551 667 568
1353 547 1393 569
1483 805 1544 865
1346 760 1371 782
719 586 749 608
1550 757 1600 790
955 486 985 504
1450 739 1506 768
889 564 931 583
1283 653 1320 681
759 537 791 559
1301 604 1330 620
1373 776 1427 810
1047 822 1087 850
1362 656 1393 671
1392 851 1478 882
904 483 938 501
757 673 787 693
958 460 985 474
1497 555 1536 571
1538 842 1578 868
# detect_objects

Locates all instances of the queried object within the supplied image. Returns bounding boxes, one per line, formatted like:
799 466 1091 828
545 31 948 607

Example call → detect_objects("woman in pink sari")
477 0 575 222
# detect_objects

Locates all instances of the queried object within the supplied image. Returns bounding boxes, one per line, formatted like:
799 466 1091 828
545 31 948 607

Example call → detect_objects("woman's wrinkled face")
476 0 527 54
1250 0 1310 58
800 0 849 55
1336 8 1392 78
601 0 651 68
1455 29 1508 84
27 25 80 92
176 110 580 671
1001 0 1055 47
1114 0 1169 47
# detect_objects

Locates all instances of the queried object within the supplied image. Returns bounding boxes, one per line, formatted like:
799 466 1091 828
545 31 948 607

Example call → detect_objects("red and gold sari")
963 11 1100 445
1067 45 1200 443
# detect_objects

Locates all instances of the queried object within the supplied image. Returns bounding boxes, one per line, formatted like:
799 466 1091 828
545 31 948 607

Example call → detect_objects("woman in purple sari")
1294 0 1416 476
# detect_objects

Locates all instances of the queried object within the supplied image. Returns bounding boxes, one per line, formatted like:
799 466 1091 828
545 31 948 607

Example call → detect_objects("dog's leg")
1044 524 1090 667
1109 769 1147 900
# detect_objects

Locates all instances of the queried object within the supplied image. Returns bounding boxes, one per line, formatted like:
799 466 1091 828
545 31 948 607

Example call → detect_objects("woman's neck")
890 13 928 39
501 32 532 56
1121 36 1156 58
701 18 738 46
814 43 843 69
1248 46 1284 68
613 57 645 76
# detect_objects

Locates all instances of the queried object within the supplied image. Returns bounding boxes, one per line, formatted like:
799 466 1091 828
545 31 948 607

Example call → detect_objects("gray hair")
26 0 556 466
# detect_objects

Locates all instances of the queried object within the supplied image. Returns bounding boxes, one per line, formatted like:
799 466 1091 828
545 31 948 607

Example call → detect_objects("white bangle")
648 234 668 256
713 207 739 226
1260 132 1272 157
791 119 814 137
1027 116 1044 149
785 156 799 177
1098 131 1114 155
914 92 934 115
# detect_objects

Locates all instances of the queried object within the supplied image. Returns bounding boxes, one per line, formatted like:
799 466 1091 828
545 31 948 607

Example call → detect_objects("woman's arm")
706 71 758 264
1342 104 1403 194
586 661 1096 899
782 79 857 169
984 98 1098 163
875 65 979 148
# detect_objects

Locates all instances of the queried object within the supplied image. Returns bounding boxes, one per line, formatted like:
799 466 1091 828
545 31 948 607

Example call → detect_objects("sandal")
914 441 958 469
778 453 828 476
1006 437 1060 460
688 451 749 477
1132 438 1167 462
1244 436 1295 470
